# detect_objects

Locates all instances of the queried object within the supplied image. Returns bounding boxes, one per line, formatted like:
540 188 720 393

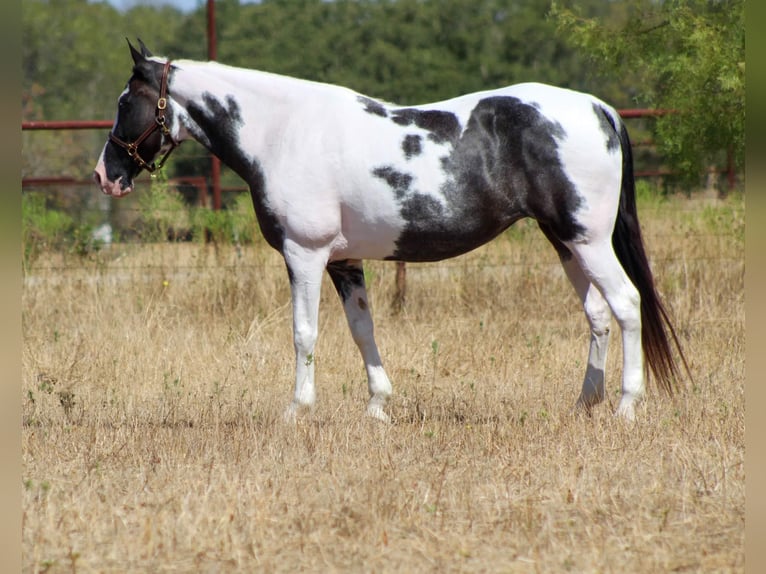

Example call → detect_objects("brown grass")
22 194 744 573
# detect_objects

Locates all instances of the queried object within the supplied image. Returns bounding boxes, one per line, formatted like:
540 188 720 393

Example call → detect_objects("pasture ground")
22 193 744 572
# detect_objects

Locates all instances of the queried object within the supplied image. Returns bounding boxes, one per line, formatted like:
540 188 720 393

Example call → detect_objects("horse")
94 40 689 422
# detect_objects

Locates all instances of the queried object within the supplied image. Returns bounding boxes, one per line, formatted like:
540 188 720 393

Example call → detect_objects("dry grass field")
22 193 744 573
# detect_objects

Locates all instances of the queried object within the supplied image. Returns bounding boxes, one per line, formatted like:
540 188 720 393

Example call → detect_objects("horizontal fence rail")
22 120 114 130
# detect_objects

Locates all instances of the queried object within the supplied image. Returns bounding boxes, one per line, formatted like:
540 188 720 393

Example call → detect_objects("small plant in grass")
363 267 376 287
160 372 186 426
22 193 73 270
192 207 235 244
69 223 106 258
22 192 108 264
57 390 76 418
635 179 669 209
230 192 261 244
137 171 190 242
699 196 745 240
430 339 440 385
191 193 261 245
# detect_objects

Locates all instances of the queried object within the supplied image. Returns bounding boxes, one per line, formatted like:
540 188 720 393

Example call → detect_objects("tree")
551 0 744 190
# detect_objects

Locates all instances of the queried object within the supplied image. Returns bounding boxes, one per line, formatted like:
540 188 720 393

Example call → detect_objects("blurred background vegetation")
21 0 744 253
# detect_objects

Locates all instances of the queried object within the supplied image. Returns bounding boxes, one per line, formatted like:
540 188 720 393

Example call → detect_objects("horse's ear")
127 38 145 65
137 38 154 58
127 38 154 64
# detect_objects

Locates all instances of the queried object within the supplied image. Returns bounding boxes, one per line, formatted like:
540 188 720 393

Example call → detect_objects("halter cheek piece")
108 60 179 173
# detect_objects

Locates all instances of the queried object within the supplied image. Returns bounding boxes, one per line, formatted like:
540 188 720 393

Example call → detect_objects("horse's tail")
611 119 691 393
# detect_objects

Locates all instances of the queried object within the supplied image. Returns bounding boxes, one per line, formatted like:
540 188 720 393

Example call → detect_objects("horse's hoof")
614 402 637 421
366 404 391 424
283 403 299 424
571 400 594 418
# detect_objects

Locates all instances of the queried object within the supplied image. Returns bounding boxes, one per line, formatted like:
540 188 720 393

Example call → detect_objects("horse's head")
93 40 180 197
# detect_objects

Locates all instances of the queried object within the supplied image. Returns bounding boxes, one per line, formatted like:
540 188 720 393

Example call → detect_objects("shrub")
22 193 74 270
136 173 191 242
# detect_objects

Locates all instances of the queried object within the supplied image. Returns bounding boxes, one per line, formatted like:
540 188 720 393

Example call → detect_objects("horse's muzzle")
93 162 133 197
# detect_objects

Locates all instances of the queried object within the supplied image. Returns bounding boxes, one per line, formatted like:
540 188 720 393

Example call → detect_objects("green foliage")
23 193 73 248
213 0 600 104
22 193 104 269
634 179 669 209
191 208 235 244
551 0 744 189
22 0 186 121
228 192 262 244
191 192 261 245
689 192 744 241
22 0 609 123
136 173 190 242
22 193 73 268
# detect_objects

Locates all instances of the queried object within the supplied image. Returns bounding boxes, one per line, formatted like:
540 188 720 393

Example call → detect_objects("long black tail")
611 121 691 394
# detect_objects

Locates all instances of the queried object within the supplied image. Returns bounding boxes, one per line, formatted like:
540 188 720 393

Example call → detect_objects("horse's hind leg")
560 256 613 412
327 259 392 422
539 223 612 413
567 240 645 420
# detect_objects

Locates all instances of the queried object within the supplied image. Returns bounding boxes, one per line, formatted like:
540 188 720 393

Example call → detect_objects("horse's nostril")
93 171 102 186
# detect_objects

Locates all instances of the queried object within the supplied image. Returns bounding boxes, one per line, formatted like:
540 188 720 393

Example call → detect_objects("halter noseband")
109 60 179 173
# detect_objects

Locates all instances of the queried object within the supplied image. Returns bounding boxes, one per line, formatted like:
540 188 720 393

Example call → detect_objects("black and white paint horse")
94 41 688 422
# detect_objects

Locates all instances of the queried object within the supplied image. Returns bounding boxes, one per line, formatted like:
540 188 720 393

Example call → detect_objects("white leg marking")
282 241 329 421
568 241 644 420
561 257 612 412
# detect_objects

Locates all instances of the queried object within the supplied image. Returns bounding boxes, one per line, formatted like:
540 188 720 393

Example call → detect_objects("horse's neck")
170 61 328 179
174 60 308 103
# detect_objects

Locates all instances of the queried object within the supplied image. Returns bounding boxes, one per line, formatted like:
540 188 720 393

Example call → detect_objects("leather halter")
108 60 179 173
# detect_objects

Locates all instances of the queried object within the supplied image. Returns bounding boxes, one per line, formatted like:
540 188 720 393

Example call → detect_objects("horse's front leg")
326 259 392 423
282 241 329 422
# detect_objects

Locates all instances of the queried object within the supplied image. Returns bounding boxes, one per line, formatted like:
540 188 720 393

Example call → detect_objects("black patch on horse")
187 93 285 251
593 104 620 152
537 221 573 261
390 109 461 144
326 260 366 302
371 166 413 199
357 96 388 118
387 96 584 262
402 134 423 159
